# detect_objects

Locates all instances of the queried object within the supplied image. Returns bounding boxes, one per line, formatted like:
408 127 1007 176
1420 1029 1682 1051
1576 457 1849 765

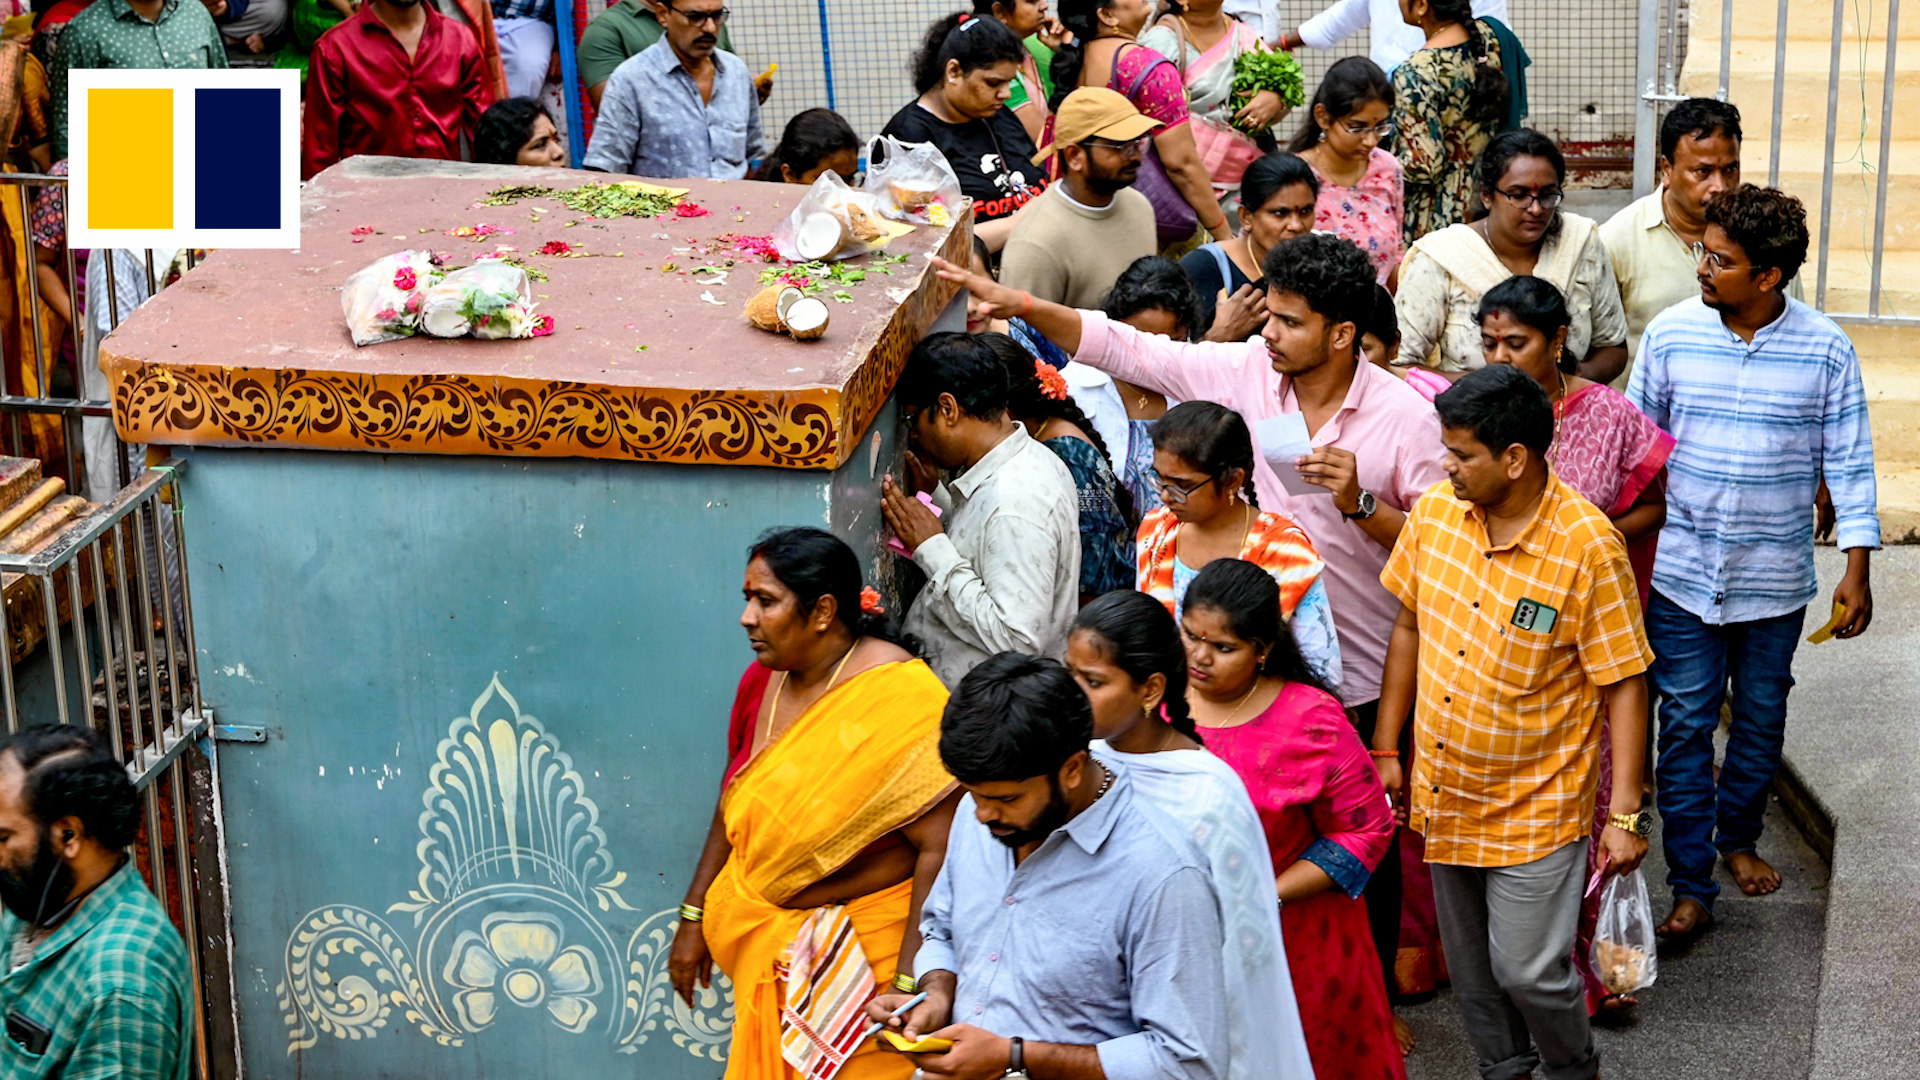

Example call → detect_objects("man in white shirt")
882 333 1081 687
1280 0 1509 72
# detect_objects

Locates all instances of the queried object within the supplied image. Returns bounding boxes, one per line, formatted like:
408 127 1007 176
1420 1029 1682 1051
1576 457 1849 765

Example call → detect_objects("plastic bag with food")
772 171 906 262
418 263 537 339
864 135 964 226
1590 868 1658 995
341 250 441 346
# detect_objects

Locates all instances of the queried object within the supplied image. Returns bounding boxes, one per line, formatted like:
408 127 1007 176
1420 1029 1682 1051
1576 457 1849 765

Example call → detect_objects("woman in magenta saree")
1479 276 1674 1015
1182 560 1406 1080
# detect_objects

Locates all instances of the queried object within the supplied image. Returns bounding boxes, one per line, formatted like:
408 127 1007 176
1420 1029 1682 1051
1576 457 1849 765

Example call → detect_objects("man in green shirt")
578 0 754 107
0 725 192 1080
50 0 229 161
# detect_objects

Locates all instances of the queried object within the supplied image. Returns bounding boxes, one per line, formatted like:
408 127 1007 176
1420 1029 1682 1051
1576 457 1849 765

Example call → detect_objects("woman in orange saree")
670 527 959 1080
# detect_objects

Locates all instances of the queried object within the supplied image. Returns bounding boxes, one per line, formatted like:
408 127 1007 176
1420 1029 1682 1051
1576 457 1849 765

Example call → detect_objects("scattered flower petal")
531 315 556 337
350 224 376 236
698 291 725 305
672 201 712 218
539 240 573 256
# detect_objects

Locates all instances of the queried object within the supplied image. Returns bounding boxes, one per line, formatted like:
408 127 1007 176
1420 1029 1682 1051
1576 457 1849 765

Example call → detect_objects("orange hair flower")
1035 360 1069 401
860 586 886 615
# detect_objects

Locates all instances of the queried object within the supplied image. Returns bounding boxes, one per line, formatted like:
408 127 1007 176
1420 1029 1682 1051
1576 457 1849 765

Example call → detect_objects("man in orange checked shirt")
1373 364 1652 1080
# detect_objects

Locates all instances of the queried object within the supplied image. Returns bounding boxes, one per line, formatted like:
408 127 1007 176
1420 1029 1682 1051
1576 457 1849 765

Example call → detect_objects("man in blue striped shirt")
1628 184 1878 939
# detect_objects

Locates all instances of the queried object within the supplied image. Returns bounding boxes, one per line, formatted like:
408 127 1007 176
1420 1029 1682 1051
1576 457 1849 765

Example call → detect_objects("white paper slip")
1254 413 1328 498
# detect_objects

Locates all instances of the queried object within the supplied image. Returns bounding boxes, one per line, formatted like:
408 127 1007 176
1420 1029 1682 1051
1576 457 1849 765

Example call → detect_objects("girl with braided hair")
1136 401 1344 690
977 332 1136 602
1392 0 1509 244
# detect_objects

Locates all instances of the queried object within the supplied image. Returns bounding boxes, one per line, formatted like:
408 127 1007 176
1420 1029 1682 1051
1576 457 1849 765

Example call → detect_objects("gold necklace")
1219 677 1265 727
769 641 859 727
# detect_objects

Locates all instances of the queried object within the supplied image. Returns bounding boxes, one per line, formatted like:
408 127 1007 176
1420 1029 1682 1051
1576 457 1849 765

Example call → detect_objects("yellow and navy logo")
69 69 300 250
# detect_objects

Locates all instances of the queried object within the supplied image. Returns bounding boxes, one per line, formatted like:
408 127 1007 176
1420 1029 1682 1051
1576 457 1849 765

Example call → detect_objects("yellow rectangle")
88 88 173 229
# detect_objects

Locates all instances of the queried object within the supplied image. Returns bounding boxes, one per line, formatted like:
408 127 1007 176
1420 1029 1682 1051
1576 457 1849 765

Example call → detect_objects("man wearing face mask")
999 88 1160 310
866 652 1227 1080
300 0 494 179
583 0 762 178
0 725 191 1080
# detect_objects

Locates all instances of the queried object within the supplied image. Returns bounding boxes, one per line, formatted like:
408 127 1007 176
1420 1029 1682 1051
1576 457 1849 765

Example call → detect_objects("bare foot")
1725 851 1782 895
1656 896 1712 938
245 32 267 52
1599 992 1639 1012
1392 1014 1415 1055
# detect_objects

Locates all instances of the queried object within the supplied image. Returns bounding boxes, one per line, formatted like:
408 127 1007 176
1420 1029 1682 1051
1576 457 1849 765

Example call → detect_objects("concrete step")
1680 66 1920 149
1802 249 1920 316
1690 0 1905 47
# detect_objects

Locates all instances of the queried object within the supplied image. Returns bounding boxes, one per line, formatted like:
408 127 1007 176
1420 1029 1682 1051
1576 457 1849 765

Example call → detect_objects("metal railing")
1636 0 1911 326
0 464 231 1080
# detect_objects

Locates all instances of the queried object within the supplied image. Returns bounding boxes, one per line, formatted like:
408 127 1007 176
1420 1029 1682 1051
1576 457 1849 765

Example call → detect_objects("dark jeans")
1353 699 1406 998
1646 590 1806 911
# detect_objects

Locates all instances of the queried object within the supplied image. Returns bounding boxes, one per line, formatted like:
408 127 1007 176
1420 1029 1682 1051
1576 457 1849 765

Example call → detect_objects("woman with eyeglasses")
1291 57 1404 287
1135 401 1343 691
1178 152 1319 342
1391 0 1507 244
1394 130 1630 378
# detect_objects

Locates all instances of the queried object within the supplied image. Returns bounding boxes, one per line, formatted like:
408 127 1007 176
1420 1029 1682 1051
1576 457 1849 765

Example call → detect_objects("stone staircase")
1686 0 1920 540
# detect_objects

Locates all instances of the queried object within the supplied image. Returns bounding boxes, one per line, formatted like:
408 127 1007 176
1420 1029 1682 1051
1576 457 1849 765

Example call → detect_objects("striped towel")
776 905 879 1080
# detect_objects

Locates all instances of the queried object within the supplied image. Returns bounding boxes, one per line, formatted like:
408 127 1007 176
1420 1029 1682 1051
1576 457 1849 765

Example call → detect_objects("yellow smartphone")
881 1031 954 1053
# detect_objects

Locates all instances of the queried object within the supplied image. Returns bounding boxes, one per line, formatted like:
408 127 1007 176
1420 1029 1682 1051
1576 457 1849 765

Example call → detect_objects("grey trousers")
1430 840 1598 1080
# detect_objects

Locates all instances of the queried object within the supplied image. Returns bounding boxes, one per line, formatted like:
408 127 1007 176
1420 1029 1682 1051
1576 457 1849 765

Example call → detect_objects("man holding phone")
866 653 1227 1080
0 725 192 1080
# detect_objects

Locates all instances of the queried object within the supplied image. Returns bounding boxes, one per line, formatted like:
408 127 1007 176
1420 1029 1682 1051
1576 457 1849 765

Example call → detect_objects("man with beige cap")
1000 87 1163 310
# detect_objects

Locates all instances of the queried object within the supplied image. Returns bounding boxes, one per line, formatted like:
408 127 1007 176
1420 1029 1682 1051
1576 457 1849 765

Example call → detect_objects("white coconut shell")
794 212 848 261
776 286 805 322
784 296 831 341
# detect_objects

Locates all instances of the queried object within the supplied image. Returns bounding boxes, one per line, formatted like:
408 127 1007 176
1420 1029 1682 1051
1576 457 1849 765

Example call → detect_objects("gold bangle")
678 903 705 923
891 973 917 993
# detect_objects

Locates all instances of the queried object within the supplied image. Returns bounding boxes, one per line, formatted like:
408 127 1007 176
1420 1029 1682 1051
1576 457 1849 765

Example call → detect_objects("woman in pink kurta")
1479 275 1674 1015
1182 559 1406 1080
1292 58 1405 285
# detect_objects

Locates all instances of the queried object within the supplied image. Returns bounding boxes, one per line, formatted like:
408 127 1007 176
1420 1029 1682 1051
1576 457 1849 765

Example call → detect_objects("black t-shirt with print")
880 103 1049 223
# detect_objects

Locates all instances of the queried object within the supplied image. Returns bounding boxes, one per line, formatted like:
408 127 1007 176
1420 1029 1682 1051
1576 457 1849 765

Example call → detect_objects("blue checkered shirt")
0 860 193 1080
1627 295 1880 624
582 37 762 179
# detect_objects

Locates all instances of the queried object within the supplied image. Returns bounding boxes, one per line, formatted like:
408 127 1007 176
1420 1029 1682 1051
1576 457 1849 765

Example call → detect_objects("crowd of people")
0 0 1886 1078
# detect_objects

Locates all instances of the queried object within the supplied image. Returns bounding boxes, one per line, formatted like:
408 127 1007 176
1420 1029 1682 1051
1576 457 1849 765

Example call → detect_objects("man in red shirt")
301 0 494 179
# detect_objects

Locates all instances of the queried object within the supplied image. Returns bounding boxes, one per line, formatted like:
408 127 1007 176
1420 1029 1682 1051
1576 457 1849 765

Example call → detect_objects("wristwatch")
1005 1036 1029 1078
1342 489 1378 521
1607 810 1652 837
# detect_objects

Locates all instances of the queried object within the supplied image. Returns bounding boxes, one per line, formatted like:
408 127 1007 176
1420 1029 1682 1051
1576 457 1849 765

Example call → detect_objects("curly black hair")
1704 183 1808 284
3 724 139 850
474 97 552 166
1261 231 1377 333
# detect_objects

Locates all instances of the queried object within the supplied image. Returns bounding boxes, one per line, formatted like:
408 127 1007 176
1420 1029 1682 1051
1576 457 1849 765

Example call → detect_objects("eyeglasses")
1689 240 1749 276
664 2 729 25
1494 187 1565 210
1144 467 1216 505
1340 120 1396 138
1081 136 1147 158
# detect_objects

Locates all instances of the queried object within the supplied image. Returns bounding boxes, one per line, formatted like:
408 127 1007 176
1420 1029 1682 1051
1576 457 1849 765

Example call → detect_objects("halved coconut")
783 295 831 341
776 286 806 323
794 211 848 261
744 285 785 332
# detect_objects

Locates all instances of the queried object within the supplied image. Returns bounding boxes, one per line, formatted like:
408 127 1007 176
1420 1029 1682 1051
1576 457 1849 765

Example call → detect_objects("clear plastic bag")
341 250 441 346
1590 868 1658 994
418 262 537 339
772 171 900 262
864 135 963 226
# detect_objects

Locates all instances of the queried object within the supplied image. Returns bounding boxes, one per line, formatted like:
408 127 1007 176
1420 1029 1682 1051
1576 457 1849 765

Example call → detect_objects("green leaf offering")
1229 48 1307 135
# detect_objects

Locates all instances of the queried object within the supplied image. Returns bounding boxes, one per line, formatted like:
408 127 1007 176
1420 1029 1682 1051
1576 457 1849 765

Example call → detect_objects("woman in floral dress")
1391 0 1506 244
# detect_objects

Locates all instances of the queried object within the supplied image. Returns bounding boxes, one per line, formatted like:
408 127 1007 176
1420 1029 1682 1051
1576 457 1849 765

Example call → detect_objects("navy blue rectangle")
193 88 279 230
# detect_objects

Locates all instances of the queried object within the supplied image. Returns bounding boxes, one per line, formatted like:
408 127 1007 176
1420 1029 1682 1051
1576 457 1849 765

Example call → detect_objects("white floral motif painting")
274 675 733 1058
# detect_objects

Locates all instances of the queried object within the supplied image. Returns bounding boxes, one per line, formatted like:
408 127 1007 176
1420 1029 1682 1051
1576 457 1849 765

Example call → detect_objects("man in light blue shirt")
582 0 762 178
1628 183 1878 938
868 653 1226 1080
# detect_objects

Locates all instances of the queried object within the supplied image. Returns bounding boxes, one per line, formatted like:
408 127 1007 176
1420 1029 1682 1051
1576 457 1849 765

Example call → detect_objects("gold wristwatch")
1607 810 1652 836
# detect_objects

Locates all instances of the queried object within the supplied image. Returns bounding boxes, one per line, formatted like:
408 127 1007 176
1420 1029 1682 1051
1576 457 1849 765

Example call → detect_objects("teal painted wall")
183 397 908 1078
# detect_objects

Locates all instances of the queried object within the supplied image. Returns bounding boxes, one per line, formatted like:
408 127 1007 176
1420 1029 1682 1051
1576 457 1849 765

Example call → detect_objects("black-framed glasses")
1494 187 1565 210
1144 467 1215 505
1081 136 1147 158
664 2 730 25
1341 120 1395 138
1689 240 1749 276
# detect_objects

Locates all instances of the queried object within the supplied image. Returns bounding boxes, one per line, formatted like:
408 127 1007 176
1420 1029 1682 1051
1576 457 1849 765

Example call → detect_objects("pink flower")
531 315 556 337
405 293 424 314
393 267 418 291
539 240 573 256
474 223 513 237
673 201 711 218
476 250 506 261
350 225 376 236
375 305 397 320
